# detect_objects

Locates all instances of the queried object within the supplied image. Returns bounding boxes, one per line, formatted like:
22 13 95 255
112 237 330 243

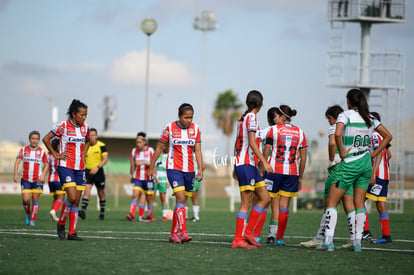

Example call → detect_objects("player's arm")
298 147 307 191
249 131 272 174
147 141 166 180
334 122 348 159
39 162 49 183
371 125 392 159
13 158 22 183
43 132 67 160
194 143 204 181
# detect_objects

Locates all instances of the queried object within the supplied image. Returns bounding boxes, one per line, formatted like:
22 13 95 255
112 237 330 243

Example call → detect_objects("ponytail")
346 89 371 128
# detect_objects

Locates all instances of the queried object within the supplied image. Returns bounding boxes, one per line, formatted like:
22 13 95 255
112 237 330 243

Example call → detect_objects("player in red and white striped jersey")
263 105 308 246
363 112 393 244
43 99 90 241
126 132 156 222
232 91 273 249
14 130 49 226
147 103 204 244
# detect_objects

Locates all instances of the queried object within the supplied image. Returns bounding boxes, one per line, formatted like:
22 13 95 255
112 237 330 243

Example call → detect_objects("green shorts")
337 153 372 192
324 163 353 197
155 179 168 193
193 178 201 192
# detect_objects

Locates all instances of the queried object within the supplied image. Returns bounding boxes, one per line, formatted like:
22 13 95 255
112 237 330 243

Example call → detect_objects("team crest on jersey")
189 128 195 135
36 150 41 158
80 126 87 136
65 176 72 183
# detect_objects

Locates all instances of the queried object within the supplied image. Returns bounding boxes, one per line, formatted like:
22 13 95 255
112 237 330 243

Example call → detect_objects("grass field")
1 195 413 274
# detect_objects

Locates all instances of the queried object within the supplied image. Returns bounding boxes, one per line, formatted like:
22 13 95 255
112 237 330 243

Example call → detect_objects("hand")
298 178 302 191
146 166 155 180
195 169 203 182
232 169 238 181
14 175 19 183
90 167 99 175
263 162 273 174
38 174 45 183
369 175 376 185
56 152 69 160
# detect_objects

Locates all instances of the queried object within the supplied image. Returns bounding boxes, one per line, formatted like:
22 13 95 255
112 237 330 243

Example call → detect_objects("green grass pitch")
1 195 413 274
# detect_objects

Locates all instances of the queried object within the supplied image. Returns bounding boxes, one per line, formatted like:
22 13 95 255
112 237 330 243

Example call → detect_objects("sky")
0 0 413 157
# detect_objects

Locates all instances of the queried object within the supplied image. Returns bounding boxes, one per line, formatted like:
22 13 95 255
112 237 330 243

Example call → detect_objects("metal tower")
326 0 406 213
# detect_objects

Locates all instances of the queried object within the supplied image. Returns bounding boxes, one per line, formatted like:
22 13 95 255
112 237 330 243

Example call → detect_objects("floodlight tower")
326 0 406 213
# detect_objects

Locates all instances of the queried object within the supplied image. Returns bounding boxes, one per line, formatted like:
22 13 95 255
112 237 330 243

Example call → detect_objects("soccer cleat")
255 237 261 244
362 230 372 241
266 236 275 245
300 239 322 248
25 214 31 225
231 240 257 249
341 241 352 249
374 236 392 244
276 239 286 246
79 209 86 220
179 232 192 243
49 209 59 222
126 214 135 222
169 234 181 243
189 216 200 222
67 233 83 241
162 216 168 222
29 221 36 227
316 242 335 251
57 224 66 240
138 216 152 222
244 233 261 247
351 244 362 252
99 213 105 221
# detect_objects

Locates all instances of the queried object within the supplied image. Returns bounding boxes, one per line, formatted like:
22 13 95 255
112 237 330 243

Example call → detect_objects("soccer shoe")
374 236 392 244
189 216 200 222
138 216 152 222
362 230 372 241
266 236 275 245
231 240 257 249
29 221 36 227
25 214 31 225
162 216 168 222
169 234 181 243
276 239 286 246
351 244 362 252
99 213 105 221
179 232 192 243
316 242 335 251
255 237 261 244
126 214 135 222
341 241 352 249
67 233 83 241
79 209 86 220
300 239 322 248
49 209 59 222
244 233 261 247
57 224 66 240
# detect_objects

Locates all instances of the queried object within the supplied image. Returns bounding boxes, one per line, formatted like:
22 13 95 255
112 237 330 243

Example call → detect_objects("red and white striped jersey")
16 146 48 182
370 132 390 180
234 112 259 167
160 121 201 172
48 154 60 182
51 120 89 170
266 123 308 175
131 146 154 180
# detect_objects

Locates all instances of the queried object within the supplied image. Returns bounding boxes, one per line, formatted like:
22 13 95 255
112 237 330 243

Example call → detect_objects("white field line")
1 228 413 253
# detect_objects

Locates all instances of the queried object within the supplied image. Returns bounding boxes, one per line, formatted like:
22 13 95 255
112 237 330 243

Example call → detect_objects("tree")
212 89 242 172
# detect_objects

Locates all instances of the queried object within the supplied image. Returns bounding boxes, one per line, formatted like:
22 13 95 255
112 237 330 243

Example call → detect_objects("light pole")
193 10 217 139
141 18 157 134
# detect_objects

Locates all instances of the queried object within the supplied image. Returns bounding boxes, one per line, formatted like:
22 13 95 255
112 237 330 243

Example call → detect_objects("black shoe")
362 230 372 241
79 209 86 220
99 213 105 220
189 217 200 222
266 236 275 245
67 232 83 241
57 224 66 240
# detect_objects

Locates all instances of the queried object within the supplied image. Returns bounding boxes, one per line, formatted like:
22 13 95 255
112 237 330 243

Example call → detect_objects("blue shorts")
366 177 389 202
276 174 299 197
264 173 280 198
48 181 65 196
167 169 195 196
234 165 266 192
21 179 43 194
132 179 155 195
57 166 86 191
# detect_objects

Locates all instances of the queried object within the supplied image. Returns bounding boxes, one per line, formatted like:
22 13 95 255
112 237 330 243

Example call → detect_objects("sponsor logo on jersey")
23 157 42 163
68 137 85 143
172 139 195 145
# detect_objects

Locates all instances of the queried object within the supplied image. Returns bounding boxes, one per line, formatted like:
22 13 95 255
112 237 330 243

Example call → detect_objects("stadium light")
141 18 157 134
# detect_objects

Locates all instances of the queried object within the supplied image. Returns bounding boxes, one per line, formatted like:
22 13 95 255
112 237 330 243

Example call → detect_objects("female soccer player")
48 138 66 222
262 104 308 246
43 99 90 241
320 89 392 252
232 90 272 249
147 103 204 243
302 105 355 248
363 112 393 244
126 132 155 222
14 130 49 226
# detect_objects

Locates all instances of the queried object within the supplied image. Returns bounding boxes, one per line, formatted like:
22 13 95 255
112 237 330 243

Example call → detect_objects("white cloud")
17 78 55 97
109 50 196 87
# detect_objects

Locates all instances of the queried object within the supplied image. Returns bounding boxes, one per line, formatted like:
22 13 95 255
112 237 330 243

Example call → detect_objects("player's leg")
79 183 92 220
21 181 32 225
